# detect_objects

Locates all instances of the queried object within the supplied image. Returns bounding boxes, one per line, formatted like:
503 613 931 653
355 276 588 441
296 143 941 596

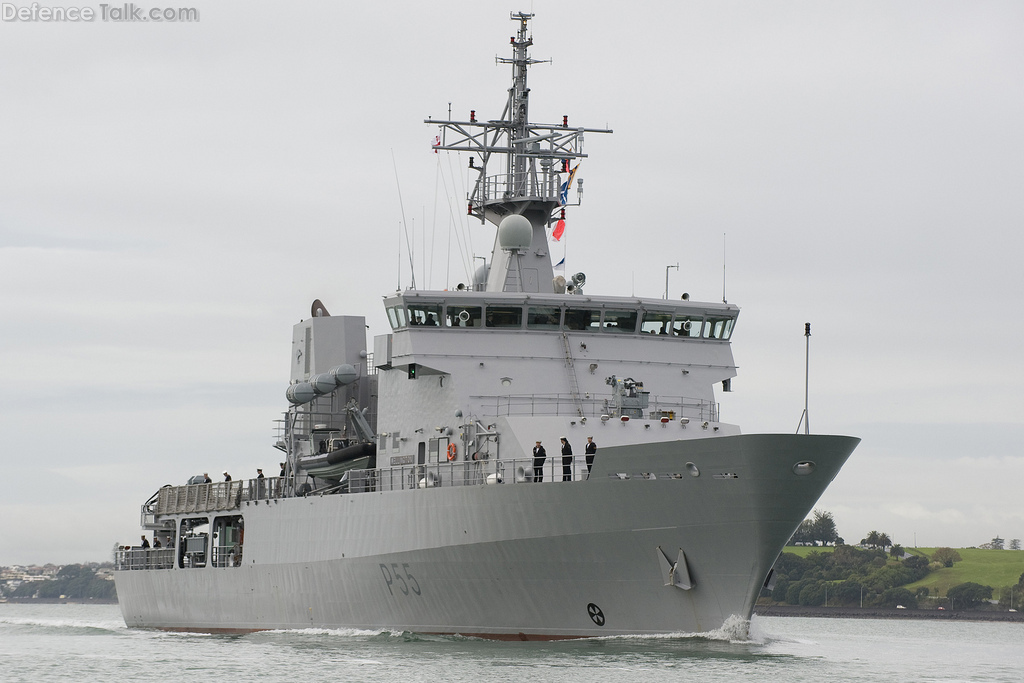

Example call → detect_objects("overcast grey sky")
2 1 1022 565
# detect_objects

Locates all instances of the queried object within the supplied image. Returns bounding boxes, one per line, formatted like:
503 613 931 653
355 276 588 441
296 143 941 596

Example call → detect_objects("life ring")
446 443 457 461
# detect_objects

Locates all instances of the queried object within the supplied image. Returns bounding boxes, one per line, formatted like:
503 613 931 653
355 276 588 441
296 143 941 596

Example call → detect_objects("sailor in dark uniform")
532 441 547 482
585 436 597 474
560 437 573 481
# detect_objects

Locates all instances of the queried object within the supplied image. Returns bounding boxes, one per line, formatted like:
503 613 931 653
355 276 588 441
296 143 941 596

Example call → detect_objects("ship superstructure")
113 12 858 639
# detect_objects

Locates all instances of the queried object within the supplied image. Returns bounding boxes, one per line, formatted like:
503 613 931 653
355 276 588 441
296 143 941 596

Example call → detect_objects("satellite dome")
497 214 532 251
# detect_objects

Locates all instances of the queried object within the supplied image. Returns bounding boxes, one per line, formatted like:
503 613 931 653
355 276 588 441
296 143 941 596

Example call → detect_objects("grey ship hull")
116 433 857 638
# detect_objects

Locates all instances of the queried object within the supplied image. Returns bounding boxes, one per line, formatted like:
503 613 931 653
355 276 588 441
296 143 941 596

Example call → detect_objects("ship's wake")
594 614 756 644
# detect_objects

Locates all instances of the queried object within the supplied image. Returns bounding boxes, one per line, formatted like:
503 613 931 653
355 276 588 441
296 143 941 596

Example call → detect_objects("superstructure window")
675 316 703 338
211 515 244 568
485 306 524 328
447 306 482 328
178 517 209 569
704 317 735 340
641 311 675 335
387 306 407 330
527 306 562 329
601 310 638 333
408 303 442 327
564 308 601 331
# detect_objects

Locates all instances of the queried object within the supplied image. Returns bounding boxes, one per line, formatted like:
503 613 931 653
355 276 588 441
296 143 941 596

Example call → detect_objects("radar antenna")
426 12 611 293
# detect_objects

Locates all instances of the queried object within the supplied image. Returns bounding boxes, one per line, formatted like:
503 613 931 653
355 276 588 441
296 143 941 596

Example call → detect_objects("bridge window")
675 316 703 337
485 306 524 328
704 317 735 340
447 305 482 328
527 306 562 329
602 310 638 333
564 308 601 331
387 305 407 330
641 311 675 335
408 303 442 326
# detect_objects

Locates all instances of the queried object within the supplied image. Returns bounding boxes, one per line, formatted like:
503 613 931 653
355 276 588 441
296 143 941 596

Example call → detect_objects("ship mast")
427 12 611 293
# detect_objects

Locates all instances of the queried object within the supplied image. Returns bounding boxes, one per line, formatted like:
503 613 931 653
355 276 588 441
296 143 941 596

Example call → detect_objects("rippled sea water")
1 604 1020 682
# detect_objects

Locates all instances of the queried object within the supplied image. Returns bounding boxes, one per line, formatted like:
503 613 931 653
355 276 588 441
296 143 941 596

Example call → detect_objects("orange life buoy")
446 443 457 461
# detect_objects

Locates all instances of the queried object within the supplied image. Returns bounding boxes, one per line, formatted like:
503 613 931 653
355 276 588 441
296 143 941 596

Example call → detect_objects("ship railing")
114 547 175 571
475 171 559 205
154 481 244 515
210 543 242 568
474 393 719 422
243 476 287 502
346 454 598 494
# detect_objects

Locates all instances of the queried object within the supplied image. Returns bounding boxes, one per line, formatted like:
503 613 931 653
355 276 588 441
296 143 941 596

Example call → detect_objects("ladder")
560 332 584 417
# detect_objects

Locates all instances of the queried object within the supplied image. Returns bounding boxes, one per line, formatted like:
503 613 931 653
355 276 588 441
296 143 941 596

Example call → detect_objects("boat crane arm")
346 399 376 443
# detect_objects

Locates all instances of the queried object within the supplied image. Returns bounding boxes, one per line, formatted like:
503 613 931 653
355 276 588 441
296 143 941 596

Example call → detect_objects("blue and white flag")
560 164 579 205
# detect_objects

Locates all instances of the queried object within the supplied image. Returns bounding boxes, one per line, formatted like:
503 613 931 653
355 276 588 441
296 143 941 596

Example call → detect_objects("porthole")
686 462 700 477
792 461 815 476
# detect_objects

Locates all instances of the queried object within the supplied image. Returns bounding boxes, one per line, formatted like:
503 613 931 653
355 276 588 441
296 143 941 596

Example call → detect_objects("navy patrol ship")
113 12 858 639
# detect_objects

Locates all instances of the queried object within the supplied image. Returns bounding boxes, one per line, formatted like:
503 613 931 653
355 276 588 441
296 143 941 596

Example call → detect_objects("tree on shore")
932 547 963 568
860 530 892 550
788 519 814 546
878 587 917 609
787 509 840 546
947 582 993 609
809 509 839 546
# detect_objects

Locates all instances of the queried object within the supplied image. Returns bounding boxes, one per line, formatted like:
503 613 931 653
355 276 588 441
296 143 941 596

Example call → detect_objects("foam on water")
0 613 126 633
592 614 754 644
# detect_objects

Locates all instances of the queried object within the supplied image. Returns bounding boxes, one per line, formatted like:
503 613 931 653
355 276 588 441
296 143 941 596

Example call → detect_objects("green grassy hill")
781 546 1024 598
904 548 1024 598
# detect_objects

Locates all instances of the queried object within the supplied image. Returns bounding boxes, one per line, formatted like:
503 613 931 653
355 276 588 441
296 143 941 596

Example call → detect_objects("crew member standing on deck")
560 437 573 481
532 440 547 482
223 471 232 482
585 436 597 476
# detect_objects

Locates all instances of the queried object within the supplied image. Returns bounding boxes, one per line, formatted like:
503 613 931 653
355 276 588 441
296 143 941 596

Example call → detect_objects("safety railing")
211 543 242 568
475 394 719 422
475 171 560 204
344 454 596 494
245 477 288 502
154 481 244 515
114 547 175 571
150 477 290 518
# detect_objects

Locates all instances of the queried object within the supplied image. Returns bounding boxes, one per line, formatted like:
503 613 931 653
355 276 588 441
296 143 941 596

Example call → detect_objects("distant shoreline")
755 604 1024 623
1 597 118 605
